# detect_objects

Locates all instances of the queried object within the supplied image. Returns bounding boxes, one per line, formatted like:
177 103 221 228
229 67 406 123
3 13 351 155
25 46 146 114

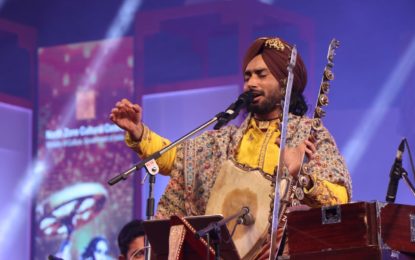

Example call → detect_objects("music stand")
142 215 240 260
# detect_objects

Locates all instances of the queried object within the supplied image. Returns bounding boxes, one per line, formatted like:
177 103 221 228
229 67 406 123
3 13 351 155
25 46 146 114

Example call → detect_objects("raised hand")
109 99 143 141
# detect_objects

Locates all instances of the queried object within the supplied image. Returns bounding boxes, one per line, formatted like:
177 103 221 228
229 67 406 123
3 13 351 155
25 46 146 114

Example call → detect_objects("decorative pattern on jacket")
155 113 352 219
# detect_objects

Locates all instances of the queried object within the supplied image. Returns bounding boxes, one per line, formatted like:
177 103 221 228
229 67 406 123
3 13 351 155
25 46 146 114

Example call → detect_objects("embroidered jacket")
126 114 352 218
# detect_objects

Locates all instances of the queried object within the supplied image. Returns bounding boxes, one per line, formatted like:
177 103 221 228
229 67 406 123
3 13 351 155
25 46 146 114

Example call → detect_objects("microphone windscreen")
243 213 255 226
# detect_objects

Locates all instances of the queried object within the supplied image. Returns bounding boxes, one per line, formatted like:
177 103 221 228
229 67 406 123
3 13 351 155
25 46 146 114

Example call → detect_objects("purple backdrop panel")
0 102 32 260
35 38 134 259
276 0 415 205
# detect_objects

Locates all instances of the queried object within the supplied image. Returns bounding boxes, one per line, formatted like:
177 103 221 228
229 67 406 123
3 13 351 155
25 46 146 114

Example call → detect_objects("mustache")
247 90 264 98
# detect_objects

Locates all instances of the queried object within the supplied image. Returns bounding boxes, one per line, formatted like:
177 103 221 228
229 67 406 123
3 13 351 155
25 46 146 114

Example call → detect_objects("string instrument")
205 44 298 260
205 39 340 260
268 38 341 259
268 44 298 260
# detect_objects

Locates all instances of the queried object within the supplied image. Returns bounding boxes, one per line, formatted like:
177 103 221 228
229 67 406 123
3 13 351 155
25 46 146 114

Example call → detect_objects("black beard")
247 97 279 115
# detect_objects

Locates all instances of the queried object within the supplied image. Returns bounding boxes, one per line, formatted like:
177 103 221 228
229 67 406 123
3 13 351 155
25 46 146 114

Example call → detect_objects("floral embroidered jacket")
136 114 352 218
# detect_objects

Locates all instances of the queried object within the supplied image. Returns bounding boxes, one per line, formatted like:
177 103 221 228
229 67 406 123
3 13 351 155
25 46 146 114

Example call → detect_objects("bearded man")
110 37 351 259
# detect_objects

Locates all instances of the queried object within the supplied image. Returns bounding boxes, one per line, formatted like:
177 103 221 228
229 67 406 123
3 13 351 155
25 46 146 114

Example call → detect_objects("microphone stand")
401 168 415 198
108 107 245 259
387 138 415 203
108 91 253 185
108 113 231 186
144 165 156 260
195 207 250 260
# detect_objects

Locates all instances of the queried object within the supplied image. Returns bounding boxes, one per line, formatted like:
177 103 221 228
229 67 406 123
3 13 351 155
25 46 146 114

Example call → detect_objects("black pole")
146 174 156 218
144 171 156 260
212 225 221 260
108 117 218 186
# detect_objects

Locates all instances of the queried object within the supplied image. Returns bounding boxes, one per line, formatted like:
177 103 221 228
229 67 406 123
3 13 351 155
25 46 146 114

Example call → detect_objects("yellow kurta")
126 118 348 206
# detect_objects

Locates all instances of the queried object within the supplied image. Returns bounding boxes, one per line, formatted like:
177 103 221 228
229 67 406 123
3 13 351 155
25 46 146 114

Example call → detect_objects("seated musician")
117 219 146 260
110 37 352 259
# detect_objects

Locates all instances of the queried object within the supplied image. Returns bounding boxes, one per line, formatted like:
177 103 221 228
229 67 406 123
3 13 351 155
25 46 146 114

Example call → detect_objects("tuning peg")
324 69 334 81
320 81 330 93
294 187 305 200
332 39 340 48
315 106 326 118
291 199 301 206
318 94 329 106
312 118 323 130
299 175 311 188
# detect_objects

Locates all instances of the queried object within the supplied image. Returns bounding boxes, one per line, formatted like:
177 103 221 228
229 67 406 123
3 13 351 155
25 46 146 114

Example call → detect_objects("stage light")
258 0 275 4
1 0 144 257
343 35 415 173
0 0 6 9
0 159 49 256
61 0 143 126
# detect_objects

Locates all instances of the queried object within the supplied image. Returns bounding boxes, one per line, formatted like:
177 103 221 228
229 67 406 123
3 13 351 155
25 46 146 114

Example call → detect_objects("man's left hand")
277 135 316 177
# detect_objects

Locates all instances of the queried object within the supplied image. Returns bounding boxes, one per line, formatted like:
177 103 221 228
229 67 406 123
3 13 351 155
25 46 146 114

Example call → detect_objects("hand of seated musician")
109 99 144 142
277 135 316 178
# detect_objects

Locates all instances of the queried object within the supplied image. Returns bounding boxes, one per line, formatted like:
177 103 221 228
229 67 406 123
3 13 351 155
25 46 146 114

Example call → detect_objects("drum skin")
206 160 273 259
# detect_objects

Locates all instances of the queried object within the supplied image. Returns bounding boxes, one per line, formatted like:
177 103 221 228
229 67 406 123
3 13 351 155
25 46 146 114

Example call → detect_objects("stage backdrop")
133 0 415 208
35 38 135 259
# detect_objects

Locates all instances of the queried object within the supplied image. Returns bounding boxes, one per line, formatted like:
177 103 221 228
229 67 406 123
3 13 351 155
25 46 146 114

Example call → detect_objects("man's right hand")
109 99 143 142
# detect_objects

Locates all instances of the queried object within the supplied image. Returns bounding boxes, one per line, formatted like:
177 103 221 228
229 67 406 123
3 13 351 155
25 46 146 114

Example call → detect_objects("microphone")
195 206 255 239
385 138 406 203
237 207 255 226
214 91 253 130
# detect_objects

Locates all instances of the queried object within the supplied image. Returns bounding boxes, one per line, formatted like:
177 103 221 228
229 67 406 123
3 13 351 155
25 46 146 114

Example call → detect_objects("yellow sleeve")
125 124 176 175
302 175 349 207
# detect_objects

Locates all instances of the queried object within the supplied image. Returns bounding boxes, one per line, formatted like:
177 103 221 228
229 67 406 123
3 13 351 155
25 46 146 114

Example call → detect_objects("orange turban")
242 37 308 94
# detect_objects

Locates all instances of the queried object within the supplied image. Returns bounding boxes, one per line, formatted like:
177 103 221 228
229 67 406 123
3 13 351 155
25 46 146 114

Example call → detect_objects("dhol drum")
205 160 274 259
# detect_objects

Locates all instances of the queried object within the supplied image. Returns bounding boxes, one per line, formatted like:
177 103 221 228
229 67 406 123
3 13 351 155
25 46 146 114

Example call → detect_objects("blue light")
0 159 48 255
0 0 143 256
343 35 415 173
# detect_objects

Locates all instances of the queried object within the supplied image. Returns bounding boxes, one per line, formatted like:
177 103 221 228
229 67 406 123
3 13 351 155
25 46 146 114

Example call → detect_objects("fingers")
131 103 141 113
109 108 117 122
304 139 316 153
110 99 141 116
308 134 317 143
304 138 317 160
305 147 315 160
276 134 317 161
109 99 143 130
275 137 281 146
114 99 138 111
116 98 133 110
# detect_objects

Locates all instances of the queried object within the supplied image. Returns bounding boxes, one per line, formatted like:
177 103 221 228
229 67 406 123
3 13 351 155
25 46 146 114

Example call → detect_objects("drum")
205 160 273 259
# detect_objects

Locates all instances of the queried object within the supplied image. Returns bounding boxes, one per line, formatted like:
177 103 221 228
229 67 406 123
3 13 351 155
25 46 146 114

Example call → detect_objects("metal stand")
107 114 230 260
107 91 252 186
212 226 221 260
402 168 415 198
107 114 225 260
108 92 252 260
195 207 250 260
143 161 158 260
108 117 222 186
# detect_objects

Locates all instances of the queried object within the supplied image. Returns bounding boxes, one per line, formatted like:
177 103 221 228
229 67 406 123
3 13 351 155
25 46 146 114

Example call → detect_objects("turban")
242 37 308 94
